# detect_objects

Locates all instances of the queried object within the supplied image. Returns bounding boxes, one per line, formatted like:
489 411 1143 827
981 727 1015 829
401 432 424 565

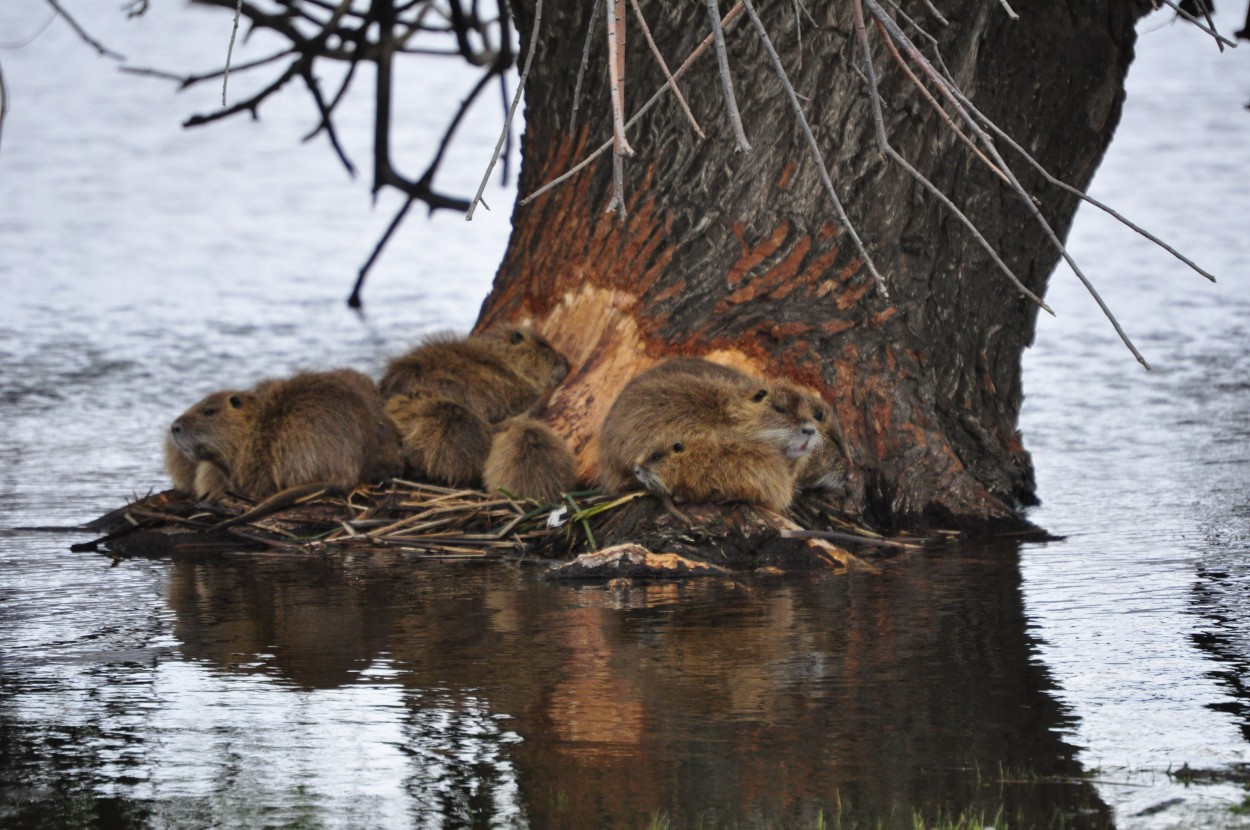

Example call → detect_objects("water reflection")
132 544 1110 828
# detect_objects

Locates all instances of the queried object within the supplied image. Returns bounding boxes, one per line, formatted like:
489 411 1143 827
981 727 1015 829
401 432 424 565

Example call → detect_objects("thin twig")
741 0 887 296
1156 0 1237 49
885 0 1215 284
223 0 244 105
995 0 1020 21
44 0 125 59
467 0 542 219
0 59 6 155
570 0 602 136
605 0 633 215
868 0 1149 365
705 0 751 152
854 4 1050 311
520 2 746 207
874 19 1008 185
629 0 705 138
921 0 948 26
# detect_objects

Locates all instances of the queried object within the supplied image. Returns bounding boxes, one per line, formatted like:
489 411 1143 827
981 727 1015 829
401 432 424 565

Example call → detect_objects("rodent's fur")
632 436 795 512
165 369 402 501
483 415 578 503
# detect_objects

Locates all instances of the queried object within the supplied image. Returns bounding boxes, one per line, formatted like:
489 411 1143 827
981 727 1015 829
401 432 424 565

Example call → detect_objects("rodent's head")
486 325 570 386
631 440 685 496
169 390 253 463
749 381 826 459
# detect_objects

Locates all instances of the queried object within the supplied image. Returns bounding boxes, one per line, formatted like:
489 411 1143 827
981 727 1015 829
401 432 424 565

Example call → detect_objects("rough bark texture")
476 0 1152 531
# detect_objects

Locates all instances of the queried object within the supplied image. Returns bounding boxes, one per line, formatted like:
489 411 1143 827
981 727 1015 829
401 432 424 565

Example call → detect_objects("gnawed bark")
476 0 1152 531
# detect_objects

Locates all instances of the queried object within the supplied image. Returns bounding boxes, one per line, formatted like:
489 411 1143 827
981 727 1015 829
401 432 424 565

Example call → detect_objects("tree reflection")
163 544 1111 828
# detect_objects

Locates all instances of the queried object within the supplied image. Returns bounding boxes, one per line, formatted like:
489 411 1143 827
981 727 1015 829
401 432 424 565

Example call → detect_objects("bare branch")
867 0 1151 367
222 0 244 105
570 0 602 136
605 0 633 215
629 0 705 139
705 0 751 152
521 2 746 207
996 0 1020 21
0 59 6 155
43 0 125 59
741 0 887 296
852 0 1047 311
1156 0 1237 49
467 0 543 220
874 18 1008 185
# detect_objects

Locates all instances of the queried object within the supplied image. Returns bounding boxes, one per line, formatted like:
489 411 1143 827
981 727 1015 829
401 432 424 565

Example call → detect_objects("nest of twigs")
72 480 943 577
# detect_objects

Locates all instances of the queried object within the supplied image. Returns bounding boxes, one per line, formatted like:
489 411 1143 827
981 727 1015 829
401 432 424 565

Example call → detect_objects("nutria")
597 359 813 493
163 435 232 501
483 416 578 503
639 355 756 385
379 325 570 423
165 369 403 501
791 389 854 491
631 437 796 512
385 393 492 488
762 380 828 460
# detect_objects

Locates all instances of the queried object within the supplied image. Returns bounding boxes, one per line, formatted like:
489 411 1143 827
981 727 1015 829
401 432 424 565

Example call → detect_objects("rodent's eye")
814 409 825 422
752 389 768 402
228 395 244 409
202 407 218 417
672 442 684 453
772 404 786 414
650 450 666 462
509 331 525 345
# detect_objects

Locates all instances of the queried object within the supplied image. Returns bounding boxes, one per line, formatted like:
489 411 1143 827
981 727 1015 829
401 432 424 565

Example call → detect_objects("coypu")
165 369 403 501
597 358 816 493
631 436 796 512
483 415 578 503
385 393 492 488
792 390 854 492
379 325 570 423
763 380 828 461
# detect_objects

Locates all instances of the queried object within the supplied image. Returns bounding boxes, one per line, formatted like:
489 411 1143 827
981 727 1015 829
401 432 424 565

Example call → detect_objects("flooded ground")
1 3 1249 828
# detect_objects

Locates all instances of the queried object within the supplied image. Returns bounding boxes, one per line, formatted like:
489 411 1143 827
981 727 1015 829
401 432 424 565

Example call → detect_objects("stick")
629 0 705 138
740 0 888 297
222 0 244 104
884 0 1216 284
570 0 602 136
705 0 751 152
467 0 543 220
853 1 1051 312
605 0 632 215
867 0 1149 366
520 2 745 207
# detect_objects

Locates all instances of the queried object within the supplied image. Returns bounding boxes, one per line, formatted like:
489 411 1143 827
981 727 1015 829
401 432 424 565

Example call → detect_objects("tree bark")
476 0 1152 531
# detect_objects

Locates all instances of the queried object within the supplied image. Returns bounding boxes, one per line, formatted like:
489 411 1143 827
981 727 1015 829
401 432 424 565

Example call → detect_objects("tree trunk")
476 0 1151 531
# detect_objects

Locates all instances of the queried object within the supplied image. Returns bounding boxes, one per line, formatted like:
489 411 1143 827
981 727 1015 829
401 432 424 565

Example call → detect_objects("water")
2 3 1249 828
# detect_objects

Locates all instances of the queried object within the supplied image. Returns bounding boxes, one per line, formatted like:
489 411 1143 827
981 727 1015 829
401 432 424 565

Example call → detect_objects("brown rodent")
631 436 796 512
379 325 569 423
790 388 853 492
165 369 403 501
385 392 493 488
597 358 811 493
482 415 578 503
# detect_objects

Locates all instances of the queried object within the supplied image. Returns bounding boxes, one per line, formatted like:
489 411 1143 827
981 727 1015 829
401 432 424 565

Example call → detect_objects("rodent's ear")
228 394 246 409
509 330 525 345
752 389 768 402
672 442 684 453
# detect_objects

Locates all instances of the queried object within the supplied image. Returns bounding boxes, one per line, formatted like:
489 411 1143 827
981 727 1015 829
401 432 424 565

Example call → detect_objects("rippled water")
2 3 1250 829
